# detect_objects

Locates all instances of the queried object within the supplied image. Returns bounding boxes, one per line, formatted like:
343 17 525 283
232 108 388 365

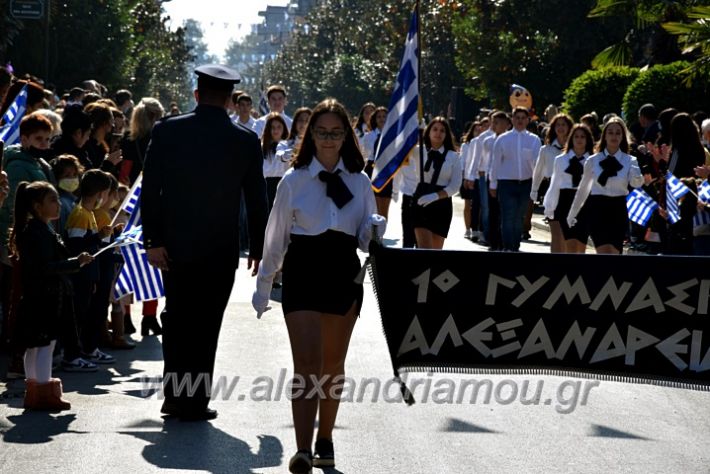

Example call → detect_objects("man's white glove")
567 216 577 228
417 193 438 207
368 214 387 241
544 210 555 221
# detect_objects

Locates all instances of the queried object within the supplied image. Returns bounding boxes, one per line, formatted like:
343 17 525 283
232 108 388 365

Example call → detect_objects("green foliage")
452 0 625 111
0 0 193 109
621 61 710 124
259 0 464 115
663 5 710 84
563 67 640 120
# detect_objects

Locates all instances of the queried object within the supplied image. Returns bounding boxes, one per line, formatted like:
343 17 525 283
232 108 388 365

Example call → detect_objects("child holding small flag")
10 180 93 409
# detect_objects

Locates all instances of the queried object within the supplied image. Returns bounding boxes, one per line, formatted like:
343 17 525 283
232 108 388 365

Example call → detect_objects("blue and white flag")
693 209 710 228
258 90 269 116
626 189 658 226
698 180 710 204
372 8 420 192
113 176 164 302
0 85 28 146
665 172 689 225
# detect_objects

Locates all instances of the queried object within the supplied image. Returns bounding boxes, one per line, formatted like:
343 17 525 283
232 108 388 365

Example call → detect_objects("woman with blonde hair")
119 98 164 186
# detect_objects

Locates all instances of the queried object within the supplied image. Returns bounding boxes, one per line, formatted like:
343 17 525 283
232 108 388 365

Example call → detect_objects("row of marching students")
542 111 710 255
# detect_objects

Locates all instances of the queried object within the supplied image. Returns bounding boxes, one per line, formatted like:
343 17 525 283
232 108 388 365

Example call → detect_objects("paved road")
1 198 709 473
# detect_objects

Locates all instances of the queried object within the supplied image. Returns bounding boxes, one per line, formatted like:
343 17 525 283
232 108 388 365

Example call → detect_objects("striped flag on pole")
693 209 710 228
666 172 690 224
371 7 420 192
626 188 658 226
113 176 164 302
258 90 269 116
0 85 28 146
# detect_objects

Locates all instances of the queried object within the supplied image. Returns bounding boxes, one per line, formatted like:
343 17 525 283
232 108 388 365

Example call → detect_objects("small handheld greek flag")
113 176 164 302
698 180 710 204
626 189 658 226
693 210 710 228
665 173 689 225
0 85 28 146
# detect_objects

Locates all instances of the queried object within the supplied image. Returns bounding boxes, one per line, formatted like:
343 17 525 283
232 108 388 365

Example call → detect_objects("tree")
662 5 710 84
451 0 626 111
587 0 704 68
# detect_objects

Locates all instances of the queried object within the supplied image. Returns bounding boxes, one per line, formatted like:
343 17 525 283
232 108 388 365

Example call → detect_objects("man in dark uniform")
141 65 268 421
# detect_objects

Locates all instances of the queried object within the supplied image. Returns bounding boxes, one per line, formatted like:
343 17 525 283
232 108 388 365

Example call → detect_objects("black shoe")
522 231 532 240
161 402 217 421
124 314 136 335
313 438 335 467
288 450 313 473
141 316 162 336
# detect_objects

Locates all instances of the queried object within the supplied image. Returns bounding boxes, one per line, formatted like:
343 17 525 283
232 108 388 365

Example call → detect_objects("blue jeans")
497 179 532 251
478 175 489 240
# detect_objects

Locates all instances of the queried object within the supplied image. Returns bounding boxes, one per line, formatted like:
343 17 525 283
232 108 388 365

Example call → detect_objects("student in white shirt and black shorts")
411 117 462 249
567 117 645 254
253 99 383 473
543 124 595 253
261 112 290 211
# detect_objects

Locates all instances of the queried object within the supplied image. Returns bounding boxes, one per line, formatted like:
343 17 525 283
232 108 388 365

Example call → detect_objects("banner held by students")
368 244 710 404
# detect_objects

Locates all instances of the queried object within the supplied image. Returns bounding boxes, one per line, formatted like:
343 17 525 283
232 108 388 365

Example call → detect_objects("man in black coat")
141 65 268 421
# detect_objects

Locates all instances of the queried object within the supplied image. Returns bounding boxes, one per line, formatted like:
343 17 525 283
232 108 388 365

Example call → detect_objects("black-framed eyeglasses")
313 129 346 141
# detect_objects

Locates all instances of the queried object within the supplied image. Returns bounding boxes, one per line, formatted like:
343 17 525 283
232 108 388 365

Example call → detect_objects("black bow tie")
318 169 353 209
565 156 584 187
553 143 563 150
424 149 445 172
598 155 623 186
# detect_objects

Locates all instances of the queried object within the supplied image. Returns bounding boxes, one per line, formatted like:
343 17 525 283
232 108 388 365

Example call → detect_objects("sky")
163 0 290 59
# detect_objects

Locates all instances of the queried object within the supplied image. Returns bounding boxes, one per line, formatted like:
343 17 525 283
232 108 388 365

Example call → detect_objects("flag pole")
416 0 425 186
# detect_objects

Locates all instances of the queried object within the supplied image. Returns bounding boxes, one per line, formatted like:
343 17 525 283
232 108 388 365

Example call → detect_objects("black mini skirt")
585 195 628 251
412 197 454 238
554 188 590 243
281 231 364 316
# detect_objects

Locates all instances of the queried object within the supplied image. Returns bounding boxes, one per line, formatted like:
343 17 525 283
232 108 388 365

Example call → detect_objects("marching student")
11 181 93 410
362 106 392 218
543 124 594 253
233 93 256 131
276 107 312 164
411 117 462 249
531 113 573 251
253 85 292 138
460 120 483 240
567 117 644 254
353 102 376 139
480 111 511 250
253 98 383 473
262 112 291 211
488 107 542 252
531 113 572 206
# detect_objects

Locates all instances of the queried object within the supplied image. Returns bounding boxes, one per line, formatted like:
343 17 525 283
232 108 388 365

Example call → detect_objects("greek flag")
258 90 269 116
113 176 164 302
698 180 710 204
693 209 710 228
666 172 690 224
626 189 658 226
372 8 420 192
0 85 28 146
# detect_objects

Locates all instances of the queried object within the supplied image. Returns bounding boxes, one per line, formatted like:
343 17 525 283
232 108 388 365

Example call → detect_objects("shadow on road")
120 418 283 473
2 412 84 444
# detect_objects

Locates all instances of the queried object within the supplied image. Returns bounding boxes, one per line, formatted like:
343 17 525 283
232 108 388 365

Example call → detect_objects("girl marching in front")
543 124 595 253
262 112 291 211
253 99 383 473
411 117 462 249
567 117 644 254
11 181 93 410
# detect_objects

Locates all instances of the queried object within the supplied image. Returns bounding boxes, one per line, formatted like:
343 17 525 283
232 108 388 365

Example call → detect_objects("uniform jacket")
141 104 269 265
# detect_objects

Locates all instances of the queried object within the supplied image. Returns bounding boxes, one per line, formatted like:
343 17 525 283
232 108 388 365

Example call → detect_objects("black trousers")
162 261 236 411
265 177 281 213
401 194 417 248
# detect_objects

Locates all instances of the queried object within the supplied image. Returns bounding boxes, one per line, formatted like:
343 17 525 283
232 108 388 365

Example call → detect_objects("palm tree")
662 5 710 83
587 0 694 68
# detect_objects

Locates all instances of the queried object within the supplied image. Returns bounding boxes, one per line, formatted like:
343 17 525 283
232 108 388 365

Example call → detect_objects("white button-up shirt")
543 151 589 219
361 129 382 161
489 129 542 190
233 115 256 131
567 149 644 222
257 157 376 294
262 146 292 178
531 140 564 200
410 146 462 197
252 112 293 138
466 128 495 180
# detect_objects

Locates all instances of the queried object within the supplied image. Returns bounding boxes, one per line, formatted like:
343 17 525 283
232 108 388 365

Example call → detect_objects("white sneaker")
464 229 472 239
471 231 481 242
